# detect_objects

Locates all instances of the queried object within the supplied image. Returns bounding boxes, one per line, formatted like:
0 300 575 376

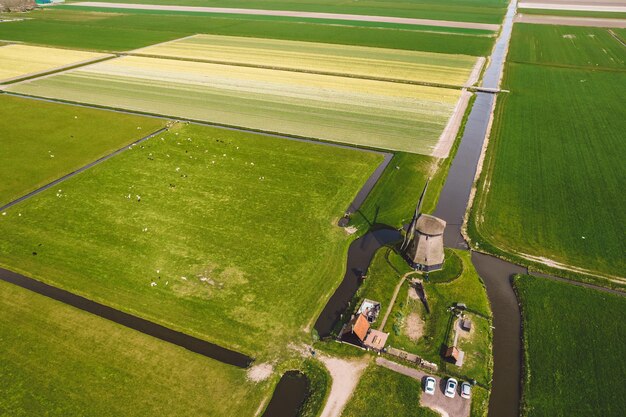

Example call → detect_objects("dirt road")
317 353 369 417
516 13 626 27
69 2 500 31
519 1 626 12
376 357 470 417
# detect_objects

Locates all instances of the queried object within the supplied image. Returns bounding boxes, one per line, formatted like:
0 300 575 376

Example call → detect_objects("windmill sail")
401 180 429 251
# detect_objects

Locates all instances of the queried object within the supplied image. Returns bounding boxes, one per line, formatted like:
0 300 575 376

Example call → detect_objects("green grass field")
68 0 508 23
0 123 381 359
0 9 495 56
0 95 164 207
509 24 626 70
470 64 626 278
384 251 492 384
469 25 626 280
514 275 626 417
341 365 439 417
8 56 460 154
0 279 267 416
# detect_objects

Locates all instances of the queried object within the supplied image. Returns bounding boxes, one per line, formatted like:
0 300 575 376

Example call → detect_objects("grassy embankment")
0 279 267 416
0 95 164 207
65 0 508 24
468 24 626 283
0 9 495 55
0 123 381 360
341 365 439 417
514 275 626 417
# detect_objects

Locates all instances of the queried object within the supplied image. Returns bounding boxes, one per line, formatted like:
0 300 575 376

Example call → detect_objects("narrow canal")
433 1 523 416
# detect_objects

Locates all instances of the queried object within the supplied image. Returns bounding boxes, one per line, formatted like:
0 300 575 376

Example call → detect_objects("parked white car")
445 378 458 398
424 376 436 395
461 382 471 399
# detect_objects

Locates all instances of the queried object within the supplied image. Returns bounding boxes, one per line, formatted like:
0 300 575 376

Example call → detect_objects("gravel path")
69 2 500 31
515 13 626 27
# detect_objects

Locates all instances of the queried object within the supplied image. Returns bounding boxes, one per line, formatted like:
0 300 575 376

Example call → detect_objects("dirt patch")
247 363 273 382
405 312 424 341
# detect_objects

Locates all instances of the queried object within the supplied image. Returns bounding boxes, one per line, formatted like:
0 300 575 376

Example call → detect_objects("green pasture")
341 365 439 417
0 279 266 416
384 251 492 385
67 0 508 24
515 275 626 417
0 9 494 56
0 123 381 359
469 63 626 278
0 95 164 207
519 8 626 20
509 24 626 70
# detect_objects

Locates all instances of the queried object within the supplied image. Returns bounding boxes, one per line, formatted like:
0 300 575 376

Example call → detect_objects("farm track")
515 13 626 27
69 2 501 31
0 267 252 367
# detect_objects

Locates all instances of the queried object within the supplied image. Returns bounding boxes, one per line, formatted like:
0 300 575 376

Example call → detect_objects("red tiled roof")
352 314 370 342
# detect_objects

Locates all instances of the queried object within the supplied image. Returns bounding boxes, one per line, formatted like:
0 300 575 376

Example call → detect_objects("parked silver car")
461 382 471 399
424 376 436 395
445 377 458 398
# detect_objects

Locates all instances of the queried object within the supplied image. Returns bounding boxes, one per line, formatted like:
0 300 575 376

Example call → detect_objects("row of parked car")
423 376 471 399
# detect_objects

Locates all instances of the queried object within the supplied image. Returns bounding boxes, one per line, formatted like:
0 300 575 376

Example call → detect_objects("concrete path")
376 357 470 417
516 13 626 27
69 2 501 31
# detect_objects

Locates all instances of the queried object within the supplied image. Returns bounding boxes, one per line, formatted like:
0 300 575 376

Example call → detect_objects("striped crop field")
7 56 461 155
0 44 110 83
132 34 480 87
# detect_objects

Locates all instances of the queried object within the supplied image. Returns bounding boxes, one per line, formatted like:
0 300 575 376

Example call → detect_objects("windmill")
401 180 429 252
402 180 447 272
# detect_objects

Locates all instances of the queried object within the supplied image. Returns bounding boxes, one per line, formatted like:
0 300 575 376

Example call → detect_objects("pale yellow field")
0 44 110 83
9 55 461 154
132 34 479 87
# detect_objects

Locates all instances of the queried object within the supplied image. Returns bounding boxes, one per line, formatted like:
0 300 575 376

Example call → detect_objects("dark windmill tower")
401 181 446 272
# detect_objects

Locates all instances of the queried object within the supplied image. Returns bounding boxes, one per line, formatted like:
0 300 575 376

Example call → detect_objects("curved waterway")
314 227 402 337
0 267 252 368
262 371 310 417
